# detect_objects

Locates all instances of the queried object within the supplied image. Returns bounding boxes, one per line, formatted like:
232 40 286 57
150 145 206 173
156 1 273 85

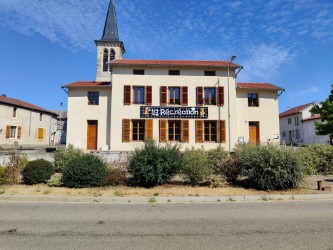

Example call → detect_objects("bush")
22 159 55 185
300 145 333 175
235 143 303 190
47 174 63 187
181 148 213 185
62 154 107 188
54 144 83 172
215 156 242 183
207 146 229 174
5 142 28 184
101 166 127 186
0 167 8 185
129 140 181 188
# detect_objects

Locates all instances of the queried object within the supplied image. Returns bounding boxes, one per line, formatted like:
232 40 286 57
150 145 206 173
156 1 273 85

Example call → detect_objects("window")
288 118 292 125
13 107 17 118
195 120 225 143
296 129 300 139
168 120 181 141
133 86 145 104
169 70 180 75
132 120 145 141
10 126 16 138
88 92 99 105
103 49 109 72
204 71 216 76
204 88 216 105
133 69 145 75
282 131 286 137
110 49 115 61
169 87 180 105
38 128 44 140
39 113 43 121
248 93 259 107
295 117 299 126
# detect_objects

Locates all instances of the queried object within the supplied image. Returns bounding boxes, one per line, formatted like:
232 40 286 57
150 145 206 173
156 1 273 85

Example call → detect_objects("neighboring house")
279 103 331 145
64 0 284 152
0 95 58 148
51 110 67 145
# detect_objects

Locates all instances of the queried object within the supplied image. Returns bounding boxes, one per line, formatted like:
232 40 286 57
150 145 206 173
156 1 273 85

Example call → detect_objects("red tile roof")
0 95 57 115
302 114 321 121
111 59 241 68
63 81 111 88
279 102 314 118
236 82 284 91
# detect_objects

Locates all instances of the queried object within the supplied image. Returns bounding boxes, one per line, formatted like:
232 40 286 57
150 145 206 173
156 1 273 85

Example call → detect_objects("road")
0 200 332 250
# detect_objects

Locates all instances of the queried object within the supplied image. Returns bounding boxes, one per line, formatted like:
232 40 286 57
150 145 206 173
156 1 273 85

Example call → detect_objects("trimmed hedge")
22 159 54 185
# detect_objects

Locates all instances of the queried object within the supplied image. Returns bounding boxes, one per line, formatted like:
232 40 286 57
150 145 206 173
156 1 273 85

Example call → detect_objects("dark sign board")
140 106 208 119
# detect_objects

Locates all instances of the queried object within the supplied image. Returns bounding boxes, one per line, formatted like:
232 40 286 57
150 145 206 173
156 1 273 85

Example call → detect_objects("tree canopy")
310 84 333 138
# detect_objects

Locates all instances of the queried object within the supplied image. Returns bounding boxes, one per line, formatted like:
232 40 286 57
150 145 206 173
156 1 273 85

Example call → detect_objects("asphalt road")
0 200 332 250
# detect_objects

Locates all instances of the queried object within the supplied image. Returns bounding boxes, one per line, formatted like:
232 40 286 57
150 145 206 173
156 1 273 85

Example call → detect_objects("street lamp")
227 55 236 152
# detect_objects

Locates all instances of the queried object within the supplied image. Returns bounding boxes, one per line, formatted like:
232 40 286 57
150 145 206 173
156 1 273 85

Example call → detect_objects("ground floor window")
204 121 217 142
132 120 145 141
159 120 189 143
168 120 181 142
195 120 225 143
122 119 153 143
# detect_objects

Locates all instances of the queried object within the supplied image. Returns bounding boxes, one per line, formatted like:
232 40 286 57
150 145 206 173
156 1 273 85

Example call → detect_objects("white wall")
303 119 330 145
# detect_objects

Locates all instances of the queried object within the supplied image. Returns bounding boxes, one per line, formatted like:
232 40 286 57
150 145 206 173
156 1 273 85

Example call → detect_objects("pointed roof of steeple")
101 0 119 41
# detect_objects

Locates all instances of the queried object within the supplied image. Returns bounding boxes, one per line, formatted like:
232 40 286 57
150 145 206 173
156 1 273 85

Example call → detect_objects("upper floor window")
282 131 286 137
169 70 180 75
248 93 259 107
13 107 17 118
288 118 292 124
133 86 145 104
169 87 180 105
133 69 145 75
38 128 44 140
39 113 43 121
295 117 299 126
204 71 216 76
88 92 99 105
204 88 216 105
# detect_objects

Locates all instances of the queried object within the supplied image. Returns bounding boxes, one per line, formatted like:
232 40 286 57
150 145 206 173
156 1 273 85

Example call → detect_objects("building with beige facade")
64 0 284 152
0 95 58 148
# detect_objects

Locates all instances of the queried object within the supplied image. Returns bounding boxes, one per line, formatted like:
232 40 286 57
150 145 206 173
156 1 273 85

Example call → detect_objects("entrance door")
249 122 259 145
87 120 98 150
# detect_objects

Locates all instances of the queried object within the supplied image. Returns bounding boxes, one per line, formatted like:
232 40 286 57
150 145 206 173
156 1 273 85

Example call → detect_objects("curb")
1 193 333 204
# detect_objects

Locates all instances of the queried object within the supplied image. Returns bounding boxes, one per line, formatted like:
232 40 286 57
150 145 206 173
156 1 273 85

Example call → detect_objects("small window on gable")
248 93 259 107
40 113 43 121
88 92 99 105
204 71 216 76
133 69 145 75
169 70 180 75
103 49 109 72
13 107 17 118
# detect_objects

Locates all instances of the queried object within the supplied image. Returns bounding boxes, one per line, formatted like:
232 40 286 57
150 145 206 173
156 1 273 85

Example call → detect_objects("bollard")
317 181 323 190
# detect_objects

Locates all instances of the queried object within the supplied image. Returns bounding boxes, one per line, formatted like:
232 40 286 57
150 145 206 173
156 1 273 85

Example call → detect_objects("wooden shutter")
17 126 22 139
145 119 153 140
196 87 203 106
124 85 131 105
181 86 188 106
122 119 131 142
160 86 167 106
218 120 226 143
181 120 189 143
38 128 44 140
195 120 204 143
159 120 167 143
145 86 152 105
217 87 224 106
6 125 10 138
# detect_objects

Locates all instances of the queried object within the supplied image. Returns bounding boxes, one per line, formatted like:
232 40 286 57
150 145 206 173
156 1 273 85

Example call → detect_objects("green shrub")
297 148 317 175
22 159 55 185
207 146 229 174
54 145 83 172
181 148 213 185
47 174 63 187
235 143 303 190
0 167 8 185
5 142 28 184
129 140 181 188
215 156 242 183
101 167 127 186
62 154 107 188
300 145 333 175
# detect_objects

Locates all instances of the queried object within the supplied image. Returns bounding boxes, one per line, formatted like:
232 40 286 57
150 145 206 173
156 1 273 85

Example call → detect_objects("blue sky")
0 0 332 112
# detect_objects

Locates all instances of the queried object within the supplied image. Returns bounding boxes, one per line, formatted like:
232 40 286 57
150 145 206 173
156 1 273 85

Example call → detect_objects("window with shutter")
159 120 167 142
38 128 44 140
145 119 153 140
196 87 203 106
217 87 224 106
132 120 145 141
145 86 152 105
182 86 188 106
17 126 22 139
6 125 10 138
195 120 204 143
124 85 131 105
160 86 167 106
122 119 131 142
133 86 145 104
181 120 189 143
219 120 226 143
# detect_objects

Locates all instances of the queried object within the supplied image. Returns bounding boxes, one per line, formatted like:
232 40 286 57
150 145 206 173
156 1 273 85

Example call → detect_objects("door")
288 131 292 142
87 120 98 150
249 122 259 145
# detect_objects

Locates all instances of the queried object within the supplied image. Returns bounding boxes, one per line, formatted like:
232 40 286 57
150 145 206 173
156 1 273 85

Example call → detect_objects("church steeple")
95 0 125 81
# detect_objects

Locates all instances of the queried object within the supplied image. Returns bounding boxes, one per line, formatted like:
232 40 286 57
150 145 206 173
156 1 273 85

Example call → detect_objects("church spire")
101 0 119 41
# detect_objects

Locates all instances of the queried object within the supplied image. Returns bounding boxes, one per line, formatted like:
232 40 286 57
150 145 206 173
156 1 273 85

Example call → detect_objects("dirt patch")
0 176 332 197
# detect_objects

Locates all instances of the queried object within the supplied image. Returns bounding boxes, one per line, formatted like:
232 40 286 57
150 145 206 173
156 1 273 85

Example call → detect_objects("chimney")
2 94 6 97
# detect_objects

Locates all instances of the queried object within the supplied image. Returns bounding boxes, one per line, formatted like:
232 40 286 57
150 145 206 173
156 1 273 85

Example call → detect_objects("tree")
310 84 333 138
